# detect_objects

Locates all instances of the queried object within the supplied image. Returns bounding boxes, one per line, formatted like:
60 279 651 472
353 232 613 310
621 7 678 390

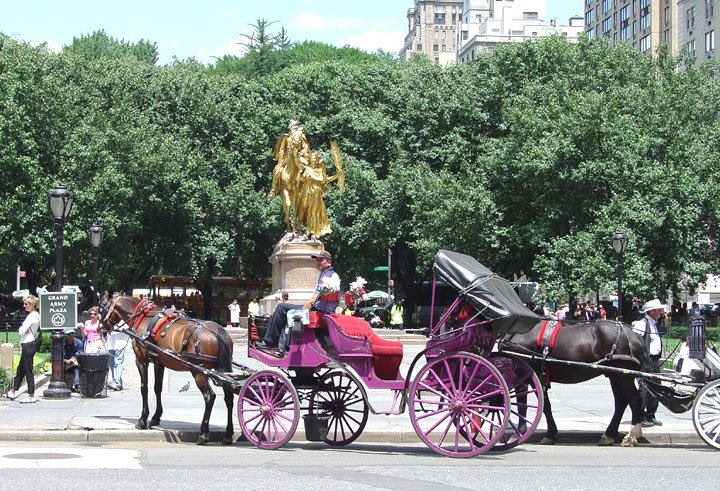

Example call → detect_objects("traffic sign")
39 292 78 331
373 266 389 272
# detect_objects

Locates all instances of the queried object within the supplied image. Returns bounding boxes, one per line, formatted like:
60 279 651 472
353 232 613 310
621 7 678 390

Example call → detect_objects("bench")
324 315 403 380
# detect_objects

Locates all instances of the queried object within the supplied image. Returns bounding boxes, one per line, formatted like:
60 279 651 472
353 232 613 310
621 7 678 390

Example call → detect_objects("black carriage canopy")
433 250 542 334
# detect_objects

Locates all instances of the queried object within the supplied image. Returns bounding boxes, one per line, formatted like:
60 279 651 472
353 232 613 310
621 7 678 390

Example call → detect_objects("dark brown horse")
0 292 24 315
100 295 235 445
500 318 645 446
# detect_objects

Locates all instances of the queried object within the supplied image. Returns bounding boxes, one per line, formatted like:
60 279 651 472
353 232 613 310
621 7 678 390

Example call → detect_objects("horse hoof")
598 434 615 446
222 437 234 445
135 422 147 430
197 435 209 445
621 435 638 447
149 418 161 428
539 437 556 445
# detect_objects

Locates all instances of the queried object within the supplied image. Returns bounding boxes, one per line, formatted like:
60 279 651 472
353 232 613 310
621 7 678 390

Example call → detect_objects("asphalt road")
0 440 716 490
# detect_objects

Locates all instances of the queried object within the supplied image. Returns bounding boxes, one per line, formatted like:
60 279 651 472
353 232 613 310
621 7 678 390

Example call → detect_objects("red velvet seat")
327 315 403 380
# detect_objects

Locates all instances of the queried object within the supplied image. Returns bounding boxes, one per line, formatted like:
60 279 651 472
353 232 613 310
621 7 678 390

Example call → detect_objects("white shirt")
632 316 661 356
228 303 241 323
19 310 40 345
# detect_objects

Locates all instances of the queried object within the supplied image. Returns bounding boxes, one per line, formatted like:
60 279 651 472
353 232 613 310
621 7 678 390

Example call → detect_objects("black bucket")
76 352 111 398
303 414 330 442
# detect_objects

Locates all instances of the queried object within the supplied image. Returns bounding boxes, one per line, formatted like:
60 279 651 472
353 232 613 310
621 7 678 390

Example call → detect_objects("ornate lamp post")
44 184 74 399
87 220 104 305
612 232 629 322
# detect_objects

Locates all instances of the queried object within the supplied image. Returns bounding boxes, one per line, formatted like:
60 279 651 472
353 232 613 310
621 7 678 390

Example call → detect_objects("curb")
0 427 704 446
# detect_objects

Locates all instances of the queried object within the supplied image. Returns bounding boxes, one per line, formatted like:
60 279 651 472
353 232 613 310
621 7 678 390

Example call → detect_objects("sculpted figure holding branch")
268 120 344 238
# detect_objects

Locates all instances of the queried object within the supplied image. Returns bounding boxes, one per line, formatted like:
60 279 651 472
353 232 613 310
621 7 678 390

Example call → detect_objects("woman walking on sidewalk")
6 295 40 403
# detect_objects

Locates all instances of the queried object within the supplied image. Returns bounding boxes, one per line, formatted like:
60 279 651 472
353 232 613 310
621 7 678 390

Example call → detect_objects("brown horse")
500 319 645 446
100 295 235 445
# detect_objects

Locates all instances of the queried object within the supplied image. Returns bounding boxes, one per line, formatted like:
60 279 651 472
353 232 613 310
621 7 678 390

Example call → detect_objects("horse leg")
620 377 643 447
599 376 628 446
149 363 165 427
194 373 216 445
135 357 150 430
222 385 235 445
539 387 557 445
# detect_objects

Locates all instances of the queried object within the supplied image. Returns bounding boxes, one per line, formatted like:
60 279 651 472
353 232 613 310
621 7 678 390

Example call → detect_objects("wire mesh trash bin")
76 352 110 398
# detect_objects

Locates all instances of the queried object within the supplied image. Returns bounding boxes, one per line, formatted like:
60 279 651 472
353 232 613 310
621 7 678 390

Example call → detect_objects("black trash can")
76 352 111 398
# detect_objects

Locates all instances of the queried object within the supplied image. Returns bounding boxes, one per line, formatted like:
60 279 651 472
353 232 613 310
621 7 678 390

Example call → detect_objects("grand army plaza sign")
39 292 77 330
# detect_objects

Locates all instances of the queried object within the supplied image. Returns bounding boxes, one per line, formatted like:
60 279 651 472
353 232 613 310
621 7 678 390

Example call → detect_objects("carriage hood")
433 250 542 334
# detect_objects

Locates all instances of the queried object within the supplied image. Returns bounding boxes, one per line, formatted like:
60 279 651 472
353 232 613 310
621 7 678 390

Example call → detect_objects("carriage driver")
256 250 340 352
633 298 667 427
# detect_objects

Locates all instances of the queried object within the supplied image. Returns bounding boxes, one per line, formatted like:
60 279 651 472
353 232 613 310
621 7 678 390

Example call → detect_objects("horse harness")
124 299 220 364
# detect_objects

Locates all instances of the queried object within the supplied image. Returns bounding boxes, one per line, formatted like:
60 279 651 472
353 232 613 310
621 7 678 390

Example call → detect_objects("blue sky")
0 1 584 65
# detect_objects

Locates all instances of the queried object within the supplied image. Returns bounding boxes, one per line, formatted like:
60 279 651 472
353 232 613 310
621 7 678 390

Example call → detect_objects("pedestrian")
7 295 40 403
256 250 340 352
247 296 260 318
598 303 607 320
106 321 130 391
389 299 404 330
63 327 83 393
228 299 241 327
633 298 667 427
79 306 105 353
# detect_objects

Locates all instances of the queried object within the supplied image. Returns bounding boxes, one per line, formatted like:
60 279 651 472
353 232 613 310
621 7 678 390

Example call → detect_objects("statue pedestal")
260 233 324 315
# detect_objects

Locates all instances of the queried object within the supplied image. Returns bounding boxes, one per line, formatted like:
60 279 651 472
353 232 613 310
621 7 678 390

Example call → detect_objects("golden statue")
269 120 344 238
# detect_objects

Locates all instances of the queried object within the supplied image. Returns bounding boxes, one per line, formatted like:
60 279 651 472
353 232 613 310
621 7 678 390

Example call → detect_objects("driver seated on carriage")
256 250 340 352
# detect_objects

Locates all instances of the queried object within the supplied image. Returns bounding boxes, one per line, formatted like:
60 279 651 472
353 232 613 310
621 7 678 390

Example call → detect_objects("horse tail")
216 327 233 373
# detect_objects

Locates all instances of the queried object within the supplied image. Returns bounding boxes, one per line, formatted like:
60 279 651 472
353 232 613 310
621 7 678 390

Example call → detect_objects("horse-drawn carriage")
100 250 720 456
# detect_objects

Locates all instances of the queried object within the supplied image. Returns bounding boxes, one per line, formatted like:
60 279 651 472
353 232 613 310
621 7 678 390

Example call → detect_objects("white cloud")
342 29 405 54
293 11 327 31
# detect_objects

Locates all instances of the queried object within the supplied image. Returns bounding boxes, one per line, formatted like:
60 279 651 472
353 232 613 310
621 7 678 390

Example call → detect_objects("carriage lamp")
44 184 74 399
88 219 104 305
611 233 628 322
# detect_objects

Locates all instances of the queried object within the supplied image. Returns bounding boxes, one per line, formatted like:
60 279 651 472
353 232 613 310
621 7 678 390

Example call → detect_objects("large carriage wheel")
308 370 369 446
487 354 543 450
409 352 510 458
238 370 299 449
692 379 720 450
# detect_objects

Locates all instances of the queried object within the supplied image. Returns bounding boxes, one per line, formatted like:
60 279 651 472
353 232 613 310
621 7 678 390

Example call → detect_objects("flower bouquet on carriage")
344 276 367 307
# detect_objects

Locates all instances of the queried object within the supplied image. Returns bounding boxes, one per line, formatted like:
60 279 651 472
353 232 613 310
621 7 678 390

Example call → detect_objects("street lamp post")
612 232 629 322
87 220 104 305
44 184 74 399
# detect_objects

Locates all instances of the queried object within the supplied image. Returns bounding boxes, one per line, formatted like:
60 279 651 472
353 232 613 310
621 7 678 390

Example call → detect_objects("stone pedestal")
260 232 325 315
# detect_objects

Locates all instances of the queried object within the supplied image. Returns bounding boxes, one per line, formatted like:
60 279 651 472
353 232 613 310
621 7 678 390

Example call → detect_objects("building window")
706 30 715 51
620 5 630 40
706 0 715 19
433 44 439 52
587 27 595 39
416 44 422 51
639 34 650 52
462 31 468 40
687 39 696 57
602 0 611 13
688 7 696 29
602 17 612 36
586 9 595 24
435 5 446 25
434 30 439 39
524 12 539 19
640 0 651 31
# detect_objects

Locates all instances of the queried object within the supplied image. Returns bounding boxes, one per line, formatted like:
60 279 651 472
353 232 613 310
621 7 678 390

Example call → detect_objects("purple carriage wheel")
238 370 299 449
692 379 720 450
409 352 510 458
308 370 369 446
486 355 544 450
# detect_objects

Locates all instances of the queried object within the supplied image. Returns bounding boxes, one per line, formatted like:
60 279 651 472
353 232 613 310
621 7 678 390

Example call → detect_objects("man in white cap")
634 298 667 427
256 250 340 351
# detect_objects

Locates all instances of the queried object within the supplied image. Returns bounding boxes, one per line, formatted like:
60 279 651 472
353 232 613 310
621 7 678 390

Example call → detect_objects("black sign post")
40 292 77 399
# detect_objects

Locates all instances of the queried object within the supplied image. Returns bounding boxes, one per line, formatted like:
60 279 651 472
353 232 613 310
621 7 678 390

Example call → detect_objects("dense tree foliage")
1 31 719 314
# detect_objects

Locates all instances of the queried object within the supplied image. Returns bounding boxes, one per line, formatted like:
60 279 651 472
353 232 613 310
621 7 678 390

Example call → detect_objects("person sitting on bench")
256 250 340 351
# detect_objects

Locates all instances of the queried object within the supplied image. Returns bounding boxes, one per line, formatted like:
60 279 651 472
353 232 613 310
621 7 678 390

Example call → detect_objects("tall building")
400 0 465 65
678 0 718 66
583 0 678 55
458 0 585 62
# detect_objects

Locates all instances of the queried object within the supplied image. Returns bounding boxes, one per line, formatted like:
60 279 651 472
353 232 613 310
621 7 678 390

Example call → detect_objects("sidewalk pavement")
0 342 704 447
